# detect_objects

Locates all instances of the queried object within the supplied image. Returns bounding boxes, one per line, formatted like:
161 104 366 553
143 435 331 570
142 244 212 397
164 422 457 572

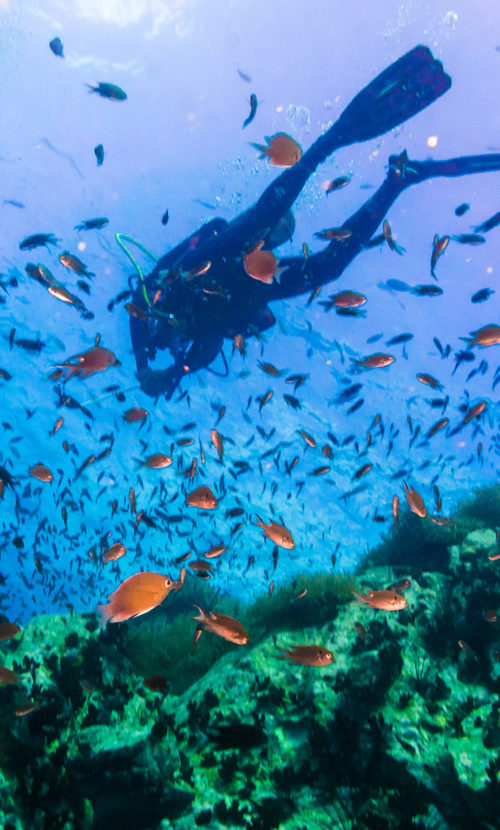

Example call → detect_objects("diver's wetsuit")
129 46 500 399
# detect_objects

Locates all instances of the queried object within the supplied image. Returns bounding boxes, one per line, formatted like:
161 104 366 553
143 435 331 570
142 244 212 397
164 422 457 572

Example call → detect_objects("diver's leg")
178 46 450 272
270 150 500 301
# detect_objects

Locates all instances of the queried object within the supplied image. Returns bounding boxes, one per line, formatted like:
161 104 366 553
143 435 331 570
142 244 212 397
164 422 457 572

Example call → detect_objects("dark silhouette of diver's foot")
387 150 432 185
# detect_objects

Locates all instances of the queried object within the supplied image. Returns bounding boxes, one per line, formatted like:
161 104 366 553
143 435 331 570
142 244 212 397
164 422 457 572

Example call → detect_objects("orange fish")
355 353 395 369
98 568 185 624
392 495 400 527
403 481 427 518
390 578 411 592
416 373 443 390
430 234 450 277
185 485 218 509
0 622 21 641
188 559 213 576
353 589 408 611
354 622 367 641
297 429 316 448
382 219 405 255
103 542 126 563
462 401 487 425
275 642 333 667
49 416 64 435
0 665 19 684
29 463 53 482
140 453 172 469
204 544 226 559
210 429 224 461
143 675 169 693
468 324 500 347
243 241 284 284
15 702 40 717
251 132 302 166
193 605 249 644
125 303 149 320
330 290 367 308
255 515 294 549
56 345 121 380
426 417 449 438
124 407 148 423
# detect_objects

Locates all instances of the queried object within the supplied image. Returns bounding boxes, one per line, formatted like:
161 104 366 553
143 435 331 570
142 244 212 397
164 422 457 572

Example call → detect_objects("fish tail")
192 604 209 624
250 143 267 159
254 514 265 529
85 84 98 94
352 591 367 604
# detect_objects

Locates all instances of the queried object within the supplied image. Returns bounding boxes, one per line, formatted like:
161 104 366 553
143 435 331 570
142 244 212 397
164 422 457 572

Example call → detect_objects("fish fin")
192 604 209 623
97 603 111 626
250 143 267 159
352 591 367 604
274 265 289 284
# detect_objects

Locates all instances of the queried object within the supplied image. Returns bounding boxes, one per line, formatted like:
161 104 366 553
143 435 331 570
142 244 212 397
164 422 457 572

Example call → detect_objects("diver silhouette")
128 45 500 399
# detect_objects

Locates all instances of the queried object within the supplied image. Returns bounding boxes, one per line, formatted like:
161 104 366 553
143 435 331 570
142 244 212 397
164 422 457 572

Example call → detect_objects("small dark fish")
49 37 64 58
3 199 25 208
382 278 412 292
237 68 252 83
326 176 350 194
74 217 109 231
283 394 301 409
454 203 469 217
385 332 413 346
347 398 364 415
452 233 486 245
473 211 500 233
86 82 127 101
94 144 104 166
412 284 443 296
19 233 59 250
161 210 169 226
77 280 91 295
471 288 494 304
366 333 383 344
15 338 45 352
332 383 362 405
242 94 258 128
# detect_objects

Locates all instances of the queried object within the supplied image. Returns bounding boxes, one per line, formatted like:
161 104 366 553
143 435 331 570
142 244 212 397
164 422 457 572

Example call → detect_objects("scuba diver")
126 45 500 399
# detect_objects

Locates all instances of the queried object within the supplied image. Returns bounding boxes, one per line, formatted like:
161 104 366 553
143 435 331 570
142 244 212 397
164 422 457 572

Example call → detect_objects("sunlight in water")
62 0 187 33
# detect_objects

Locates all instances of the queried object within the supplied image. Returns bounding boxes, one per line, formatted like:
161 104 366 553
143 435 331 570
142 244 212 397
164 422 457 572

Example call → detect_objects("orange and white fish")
403 481 427 518
275 642 333 667
98 569 185 624
185 485 218 509
193 605 249 645
353 589 408 611
29 463 53 482
255 515 295 549
355 353 395 369
243 241 286 284
56 345 121 380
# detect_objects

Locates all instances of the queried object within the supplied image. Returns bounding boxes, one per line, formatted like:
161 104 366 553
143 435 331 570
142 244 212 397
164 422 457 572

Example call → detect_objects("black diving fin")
333 45 451 147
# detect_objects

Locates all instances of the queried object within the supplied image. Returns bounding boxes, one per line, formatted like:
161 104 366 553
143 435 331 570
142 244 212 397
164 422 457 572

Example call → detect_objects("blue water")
1 0 499 626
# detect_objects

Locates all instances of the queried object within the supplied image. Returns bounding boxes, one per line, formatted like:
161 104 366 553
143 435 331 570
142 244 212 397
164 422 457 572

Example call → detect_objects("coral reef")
1 500 500 828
